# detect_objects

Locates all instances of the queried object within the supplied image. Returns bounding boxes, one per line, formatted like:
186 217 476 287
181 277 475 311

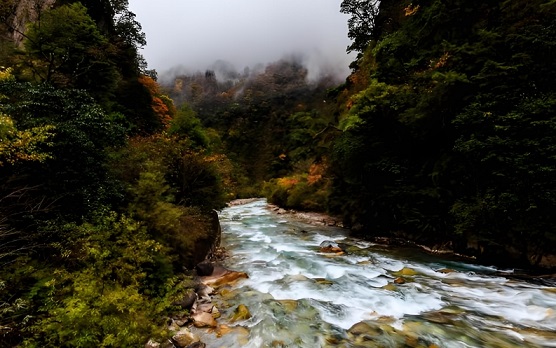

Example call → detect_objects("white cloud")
128 0 354 79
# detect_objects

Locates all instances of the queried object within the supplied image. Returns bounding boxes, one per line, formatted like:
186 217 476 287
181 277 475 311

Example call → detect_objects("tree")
22 3 118 97
340 0 380 53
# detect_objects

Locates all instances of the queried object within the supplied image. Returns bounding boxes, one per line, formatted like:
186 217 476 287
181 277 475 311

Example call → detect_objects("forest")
0 0 555 346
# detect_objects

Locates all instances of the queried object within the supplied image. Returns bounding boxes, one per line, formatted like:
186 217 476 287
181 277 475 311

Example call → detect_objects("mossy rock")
231 304 252 322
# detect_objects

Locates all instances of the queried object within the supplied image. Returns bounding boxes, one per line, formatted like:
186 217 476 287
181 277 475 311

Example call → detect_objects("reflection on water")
197 199 556 348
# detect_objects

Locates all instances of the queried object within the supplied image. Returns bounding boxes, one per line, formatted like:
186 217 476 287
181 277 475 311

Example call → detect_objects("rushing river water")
196 199 556 348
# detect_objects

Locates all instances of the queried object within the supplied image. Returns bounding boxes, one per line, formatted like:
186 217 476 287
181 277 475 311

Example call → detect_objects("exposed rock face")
3 0 56 45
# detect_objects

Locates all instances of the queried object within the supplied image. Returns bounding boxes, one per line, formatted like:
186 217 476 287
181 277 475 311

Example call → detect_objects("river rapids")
194 199 556 348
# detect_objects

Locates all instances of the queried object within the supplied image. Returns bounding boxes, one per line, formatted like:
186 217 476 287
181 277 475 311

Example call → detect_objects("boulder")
173 289 197 310
319 240 343 253
195 261 214 276
192 311 217 328
394 277 406 284
172 328 200 348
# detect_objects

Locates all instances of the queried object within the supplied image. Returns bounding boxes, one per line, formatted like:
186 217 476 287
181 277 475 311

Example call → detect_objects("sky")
127 0 355 81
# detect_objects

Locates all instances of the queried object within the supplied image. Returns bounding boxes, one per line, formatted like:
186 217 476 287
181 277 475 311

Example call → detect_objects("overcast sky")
127 0 355 80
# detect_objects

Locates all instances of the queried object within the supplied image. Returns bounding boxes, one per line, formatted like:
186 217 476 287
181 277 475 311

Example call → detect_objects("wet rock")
195 261 214 276
319 240 343 253
349 321 379 336
313 277 334 285
393 267 418 277
196 303 220 319
201 267 249 287
277 299 298 312
216 324 232 337
421 310 456 324
437 268 457 274
195 284 214 300
394 277 406 284
186 343 206 348
382 283 398 291
231 304 252 322
191 311 217 328
172 327 200 347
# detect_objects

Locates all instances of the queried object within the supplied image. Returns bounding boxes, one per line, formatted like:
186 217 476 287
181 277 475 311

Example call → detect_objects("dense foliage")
328 0 556 267
0 1 229 346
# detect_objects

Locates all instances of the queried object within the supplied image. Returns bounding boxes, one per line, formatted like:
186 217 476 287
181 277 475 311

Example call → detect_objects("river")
195 199 556 347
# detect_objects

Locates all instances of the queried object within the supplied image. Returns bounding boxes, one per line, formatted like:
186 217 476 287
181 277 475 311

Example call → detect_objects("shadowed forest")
0 0 555 346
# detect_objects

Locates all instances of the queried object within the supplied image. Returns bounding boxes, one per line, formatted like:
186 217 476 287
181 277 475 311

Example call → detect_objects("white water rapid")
195 199 556 348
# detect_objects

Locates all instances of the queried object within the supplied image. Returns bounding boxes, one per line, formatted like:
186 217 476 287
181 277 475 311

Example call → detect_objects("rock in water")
201 270 249 287
319 240 343 253
231 304 252 322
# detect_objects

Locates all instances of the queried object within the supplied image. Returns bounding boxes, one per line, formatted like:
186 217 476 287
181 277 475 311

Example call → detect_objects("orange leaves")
430 52 451 70
138 75 175 128
307 163 326 185
404 4 420 16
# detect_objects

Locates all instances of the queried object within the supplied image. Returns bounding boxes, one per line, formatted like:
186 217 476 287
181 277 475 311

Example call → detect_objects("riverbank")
193 199 556 347
258 198 556 280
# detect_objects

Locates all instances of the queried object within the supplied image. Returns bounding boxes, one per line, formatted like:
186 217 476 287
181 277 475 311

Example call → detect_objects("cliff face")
1 0 56 45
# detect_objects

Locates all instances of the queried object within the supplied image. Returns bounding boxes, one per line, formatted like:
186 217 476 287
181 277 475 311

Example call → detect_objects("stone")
174 319 188 327
195 261 214 276
172 328 200 348
186 343 206 348
231 304 252 322
192 311 217 328
201 270 249 287
394 277 406 284
173 289 197 310
145 339 160 348
211 306 221 319
319 240 343 253
382 283 397 291
313 277 334 285
400 267 417 276
195 284 214 301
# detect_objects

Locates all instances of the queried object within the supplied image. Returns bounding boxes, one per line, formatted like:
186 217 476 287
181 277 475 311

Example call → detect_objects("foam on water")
209 199 556 347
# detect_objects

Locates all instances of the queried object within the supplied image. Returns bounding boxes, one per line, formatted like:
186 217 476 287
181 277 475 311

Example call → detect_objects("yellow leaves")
0 114 56 166
0 67 15 81
404 4 420 16
277 177 300 189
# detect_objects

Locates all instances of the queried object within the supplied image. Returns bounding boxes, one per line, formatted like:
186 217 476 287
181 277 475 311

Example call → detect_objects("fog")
128 0 355 81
